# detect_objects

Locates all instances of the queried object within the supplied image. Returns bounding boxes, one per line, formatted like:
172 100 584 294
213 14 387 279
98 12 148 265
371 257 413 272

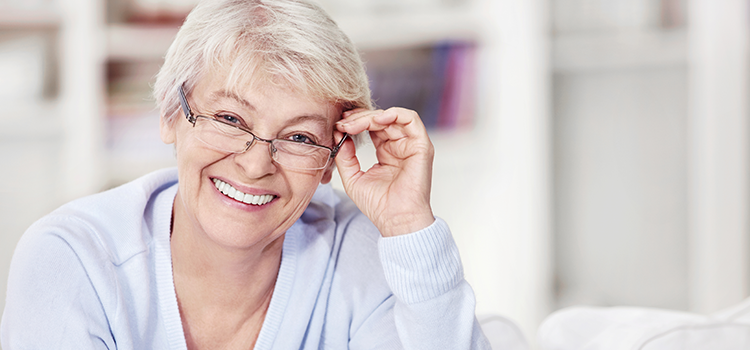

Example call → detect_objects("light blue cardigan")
1 168 491 349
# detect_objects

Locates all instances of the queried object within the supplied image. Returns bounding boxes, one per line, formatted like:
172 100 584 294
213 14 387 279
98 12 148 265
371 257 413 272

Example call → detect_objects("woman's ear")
320 162 335 184
160 115 176 144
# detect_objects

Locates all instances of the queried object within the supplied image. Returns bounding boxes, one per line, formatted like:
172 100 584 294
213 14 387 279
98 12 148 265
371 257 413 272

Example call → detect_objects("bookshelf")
100 2 484 187
106 24 179 60
1 0 555 343
0 7 60 29
0 3 80 346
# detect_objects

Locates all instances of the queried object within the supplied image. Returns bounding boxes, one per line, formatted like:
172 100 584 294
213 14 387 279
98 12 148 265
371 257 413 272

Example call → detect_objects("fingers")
333 130 362 186
336 107 427 140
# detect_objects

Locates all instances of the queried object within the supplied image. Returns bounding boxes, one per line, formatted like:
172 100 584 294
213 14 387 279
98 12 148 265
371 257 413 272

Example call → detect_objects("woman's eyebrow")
285 114 332 131
209 89 332 130
209 90 256 110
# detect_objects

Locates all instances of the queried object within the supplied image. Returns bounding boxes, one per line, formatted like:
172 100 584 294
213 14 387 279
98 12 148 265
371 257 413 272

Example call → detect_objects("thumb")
333 132 362 190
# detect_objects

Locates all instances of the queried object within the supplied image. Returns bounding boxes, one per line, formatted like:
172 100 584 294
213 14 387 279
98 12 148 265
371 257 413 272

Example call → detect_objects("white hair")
153 0 372 129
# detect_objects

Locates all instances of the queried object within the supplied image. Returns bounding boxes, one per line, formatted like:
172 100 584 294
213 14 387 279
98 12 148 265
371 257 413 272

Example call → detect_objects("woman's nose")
233 139 277 178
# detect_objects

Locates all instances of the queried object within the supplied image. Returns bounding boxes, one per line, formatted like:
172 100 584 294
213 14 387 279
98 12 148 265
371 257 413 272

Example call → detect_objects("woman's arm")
334 108 493 349
1 222 114 349
381 218 491 349
342 218 491 349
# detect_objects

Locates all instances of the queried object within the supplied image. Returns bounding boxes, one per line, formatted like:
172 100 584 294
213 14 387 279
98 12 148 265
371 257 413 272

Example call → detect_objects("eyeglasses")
178 85 347 171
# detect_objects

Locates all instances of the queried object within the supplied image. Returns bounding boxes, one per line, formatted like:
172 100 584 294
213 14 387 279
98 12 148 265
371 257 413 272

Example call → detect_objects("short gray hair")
153 0 372 125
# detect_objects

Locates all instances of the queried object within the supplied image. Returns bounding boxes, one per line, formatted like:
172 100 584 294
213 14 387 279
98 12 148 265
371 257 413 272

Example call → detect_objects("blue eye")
289 134 315 145
217 114 242 125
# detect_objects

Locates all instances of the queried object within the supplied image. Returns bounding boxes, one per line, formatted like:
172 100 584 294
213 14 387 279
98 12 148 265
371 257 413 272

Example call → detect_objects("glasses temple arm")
178 84 197 124
331 133 349 158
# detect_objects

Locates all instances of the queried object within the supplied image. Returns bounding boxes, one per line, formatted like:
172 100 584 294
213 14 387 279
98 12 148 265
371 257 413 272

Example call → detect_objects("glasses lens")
273 140 331 170
193 116 333 170
194 117 251 153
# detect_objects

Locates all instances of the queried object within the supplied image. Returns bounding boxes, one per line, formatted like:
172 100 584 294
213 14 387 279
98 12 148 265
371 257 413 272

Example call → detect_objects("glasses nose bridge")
241 133 277 158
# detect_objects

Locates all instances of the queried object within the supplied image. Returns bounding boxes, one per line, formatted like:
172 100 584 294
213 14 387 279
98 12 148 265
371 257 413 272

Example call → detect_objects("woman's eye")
217 114 242 125
289 134 316 145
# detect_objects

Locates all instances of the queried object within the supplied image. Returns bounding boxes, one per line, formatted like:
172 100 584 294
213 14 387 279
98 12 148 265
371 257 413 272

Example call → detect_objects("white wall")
554 67 690 310
687 0 749 314
551 0 750 321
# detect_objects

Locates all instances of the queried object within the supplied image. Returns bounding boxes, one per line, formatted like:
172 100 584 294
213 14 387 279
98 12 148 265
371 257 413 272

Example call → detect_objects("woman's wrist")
378 211 435 237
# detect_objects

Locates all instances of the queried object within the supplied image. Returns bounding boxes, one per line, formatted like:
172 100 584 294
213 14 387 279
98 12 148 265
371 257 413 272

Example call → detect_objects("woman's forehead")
194 73 341 125
198 61 326 103
205 54 309 97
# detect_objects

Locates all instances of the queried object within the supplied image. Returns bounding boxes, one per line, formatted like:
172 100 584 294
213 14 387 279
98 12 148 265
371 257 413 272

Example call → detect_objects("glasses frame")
177 84 348 171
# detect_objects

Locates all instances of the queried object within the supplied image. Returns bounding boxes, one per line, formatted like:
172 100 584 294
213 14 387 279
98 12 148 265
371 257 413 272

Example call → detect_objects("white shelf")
333 6 482 50
107 24 179 61
105 6 481 61
553 28 687 72
0 7 60 28
0 100 61 140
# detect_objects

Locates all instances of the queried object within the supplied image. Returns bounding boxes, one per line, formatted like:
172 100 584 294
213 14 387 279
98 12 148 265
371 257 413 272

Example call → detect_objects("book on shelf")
365 41 477 131
660 0 685 28
104 41 477 161
107 0 194 24
107 107 169 158
106 60 160 107
106 60 170 161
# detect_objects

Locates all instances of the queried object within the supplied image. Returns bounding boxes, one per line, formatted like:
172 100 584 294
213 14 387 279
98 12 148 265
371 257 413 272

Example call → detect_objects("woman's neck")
169 192 283 349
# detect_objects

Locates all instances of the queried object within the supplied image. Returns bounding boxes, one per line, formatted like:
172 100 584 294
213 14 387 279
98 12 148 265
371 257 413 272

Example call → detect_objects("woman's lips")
212 178 276 205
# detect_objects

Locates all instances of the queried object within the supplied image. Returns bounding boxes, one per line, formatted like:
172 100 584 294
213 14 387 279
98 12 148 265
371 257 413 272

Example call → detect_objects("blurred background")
1 0 748 347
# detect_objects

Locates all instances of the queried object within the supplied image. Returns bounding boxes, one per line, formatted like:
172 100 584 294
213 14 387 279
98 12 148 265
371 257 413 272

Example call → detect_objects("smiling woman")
0 0 501 349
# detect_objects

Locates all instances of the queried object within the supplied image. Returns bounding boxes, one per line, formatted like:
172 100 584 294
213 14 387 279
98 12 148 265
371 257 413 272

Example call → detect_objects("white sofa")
538 297 750 350
479 314 530 350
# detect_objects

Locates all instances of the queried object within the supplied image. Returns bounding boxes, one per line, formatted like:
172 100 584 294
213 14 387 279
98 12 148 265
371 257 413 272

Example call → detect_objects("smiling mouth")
212 178 275 205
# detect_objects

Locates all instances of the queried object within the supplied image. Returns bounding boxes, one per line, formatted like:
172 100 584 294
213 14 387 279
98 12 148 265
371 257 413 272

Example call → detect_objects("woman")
1 0 493 349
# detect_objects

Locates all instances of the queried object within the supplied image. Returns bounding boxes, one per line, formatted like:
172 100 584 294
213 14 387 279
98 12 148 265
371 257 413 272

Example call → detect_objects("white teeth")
212 179 274 206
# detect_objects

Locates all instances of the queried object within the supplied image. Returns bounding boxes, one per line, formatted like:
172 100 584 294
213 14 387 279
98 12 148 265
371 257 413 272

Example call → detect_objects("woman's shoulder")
4 168 179 349
21 168 178 266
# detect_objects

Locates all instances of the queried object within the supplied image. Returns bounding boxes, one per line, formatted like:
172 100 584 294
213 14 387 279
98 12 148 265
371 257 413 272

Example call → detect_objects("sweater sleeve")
372 218 492 350
1 223 115 350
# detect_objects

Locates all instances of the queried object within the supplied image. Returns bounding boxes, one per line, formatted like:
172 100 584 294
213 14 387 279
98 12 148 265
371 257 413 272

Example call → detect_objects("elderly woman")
1 0 494 349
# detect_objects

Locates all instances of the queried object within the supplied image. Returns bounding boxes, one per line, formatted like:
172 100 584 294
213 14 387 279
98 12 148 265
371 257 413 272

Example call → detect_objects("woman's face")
161 70 340 250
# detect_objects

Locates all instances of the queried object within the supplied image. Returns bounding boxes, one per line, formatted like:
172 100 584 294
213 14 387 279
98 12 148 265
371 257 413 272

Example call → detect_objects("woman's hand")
334 107 435 237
